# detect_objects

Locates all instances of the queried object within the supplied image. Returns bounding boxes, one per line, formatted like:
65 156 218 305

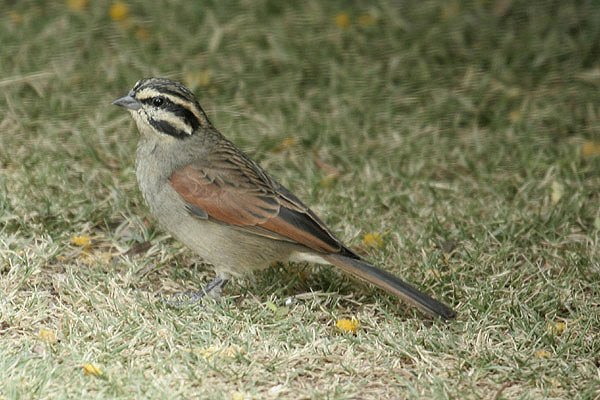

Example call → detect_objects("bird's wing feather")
169 144 350 255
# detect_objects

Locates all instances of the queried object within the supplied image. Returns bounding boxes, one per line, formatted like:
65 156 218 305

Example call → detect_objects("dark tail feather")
324 254 456 320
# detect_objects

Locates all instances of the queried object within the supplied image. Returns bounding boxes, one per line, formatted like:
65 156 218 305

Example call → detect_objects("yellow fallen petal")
336 317 360 334
272 137 296 153
334 12 350 28
8 11 23 23
109 2 129 21
83 363 102 376
582 141 600 157
320 175 338 188
70 235 91 247
362 232 383 248
38 329 57 344
66 0 88 11
509 110 521 122
547 321 565 335
190 345 243 360
534 349 551 359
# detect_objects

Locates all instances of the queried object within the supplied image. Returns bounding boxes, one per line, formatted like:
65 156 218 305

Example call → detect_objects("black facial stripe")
140 97 201 131
148 118 189 139
164 100 201 131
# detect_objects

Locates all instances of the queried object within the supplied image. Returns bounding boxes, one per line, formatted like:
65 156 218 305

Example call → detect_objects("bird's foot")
162 276 229 308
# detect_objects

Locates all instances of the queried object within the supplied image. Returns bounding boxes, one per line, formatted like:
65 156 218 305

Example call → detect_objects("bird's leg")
164 276 229 308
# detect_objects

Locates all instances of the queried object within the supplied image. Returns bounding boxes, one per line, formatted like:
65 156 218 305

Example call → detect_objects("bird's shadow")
237 262 407 315
141 256 421 318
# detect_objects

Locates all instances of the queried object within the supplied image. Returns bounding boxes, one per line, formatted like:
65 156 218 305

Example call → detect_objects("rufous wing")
169 154 348 255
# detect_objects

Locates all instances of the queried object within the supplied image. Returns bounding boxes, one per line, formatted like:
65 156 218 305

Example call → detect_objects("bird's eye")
153 97 164 107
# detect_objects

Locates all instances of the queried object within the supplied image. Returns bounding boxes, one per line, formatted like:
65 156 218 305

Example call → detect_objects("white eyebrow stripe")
163 95 204 125
136 88 205 129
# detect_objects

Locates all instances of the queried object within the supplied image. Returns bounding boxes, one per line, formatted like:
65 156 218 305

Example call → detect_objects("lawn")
1 0 599 398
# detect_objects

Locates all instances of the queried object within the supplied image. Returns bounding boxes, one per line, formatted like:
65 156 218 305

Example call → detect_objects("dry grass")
1 1 600 399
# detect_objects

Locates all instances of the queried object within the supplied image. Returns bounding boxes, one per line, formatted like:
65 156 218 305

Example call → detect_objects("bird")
113 77 456 319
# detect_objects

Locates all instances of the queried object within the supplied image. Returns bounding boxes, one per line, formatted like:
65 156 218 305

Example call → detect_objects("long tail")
323 253 456 320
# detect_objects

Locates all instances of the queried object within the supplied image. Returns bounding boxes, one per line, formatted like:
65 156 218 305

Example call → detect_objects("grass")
1 0 600 398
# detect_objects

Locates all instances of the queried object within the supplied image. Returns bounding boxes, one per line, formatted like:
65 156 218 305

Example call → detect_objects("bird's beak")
112 92 141 110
